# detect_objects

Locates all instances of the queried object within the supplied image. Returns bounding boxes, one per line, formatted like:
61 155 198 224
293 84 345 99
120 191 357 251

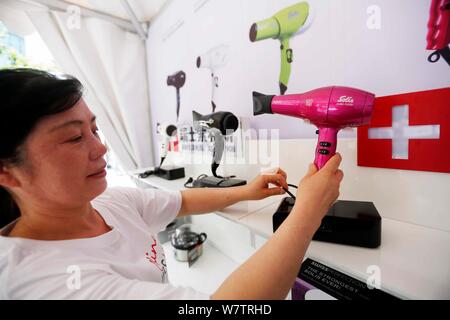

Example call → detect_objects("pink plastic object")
426 0 450 50
271 86 375 169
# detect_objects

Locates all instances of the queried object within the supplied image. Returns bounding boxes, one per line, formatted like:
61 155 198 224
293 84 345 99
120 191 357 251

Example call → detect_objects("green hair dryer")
250 2 313 95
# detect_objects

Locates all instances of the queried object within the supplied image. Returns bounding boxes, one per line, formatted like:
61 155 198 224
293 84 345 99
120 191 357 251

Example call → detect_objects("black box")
273 198 381 248
154 166 185 180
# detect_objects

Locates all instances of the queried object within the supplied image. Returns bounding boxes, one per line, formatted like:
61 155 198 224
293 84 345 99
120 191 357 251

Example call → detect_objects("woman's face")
12 99 108 207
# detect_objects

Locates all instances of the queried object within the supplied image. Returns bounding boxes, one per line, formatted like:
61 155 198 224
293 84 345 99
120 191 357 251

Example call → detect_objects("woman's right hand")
212 153 344 300
292 153 344 230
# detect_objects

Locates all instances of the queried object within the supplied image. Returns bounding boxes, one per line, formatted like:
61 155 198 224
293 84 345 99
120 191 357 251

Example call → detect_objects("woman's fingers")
323 153 342 173
264 173 288 190
305 163 318 177
275 168 287 180
336 169 344 182
265 187 285 196
261 167 287 180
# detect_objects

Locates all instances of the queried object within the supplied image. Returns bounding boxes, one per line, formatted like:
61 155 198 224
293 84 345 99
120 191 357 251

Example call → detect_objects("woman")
0 68 343 299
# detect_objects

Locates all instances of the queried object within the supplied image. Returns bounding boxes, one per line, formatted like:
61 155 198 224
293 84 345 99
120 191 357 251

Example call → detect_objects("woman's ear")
0 163 21 188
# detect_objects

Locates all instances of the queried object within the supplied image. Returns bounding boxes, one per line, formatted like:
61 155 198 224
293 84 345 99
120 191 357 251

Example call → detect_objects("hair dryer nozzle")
249 23 257 42
167 71 186 88
222 113 239 133
192 110 202 122
192 110 239 135
253 92 274 115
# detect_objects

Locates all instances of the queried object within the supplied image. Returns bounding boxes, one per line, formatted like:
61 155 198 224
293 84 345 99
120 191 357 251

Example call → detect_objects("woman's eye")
66 128 98 143
93 129 101 139
68 135 82 143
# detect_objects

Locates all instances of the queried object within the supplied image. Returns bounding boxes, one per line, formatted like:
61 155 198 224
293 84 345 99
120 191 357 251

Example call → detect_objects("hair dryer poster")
146 0 449 145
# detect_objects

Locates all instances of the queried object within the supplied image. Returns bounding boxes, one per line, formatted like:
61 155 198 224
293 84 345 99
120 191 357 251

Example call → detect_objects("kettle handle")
198 233 207 244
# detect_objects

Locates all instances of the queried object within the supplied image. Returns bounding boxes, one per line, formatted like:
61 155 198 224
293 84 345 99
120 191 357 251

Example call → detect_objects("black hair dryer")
191 110 246 187
167 71 186 121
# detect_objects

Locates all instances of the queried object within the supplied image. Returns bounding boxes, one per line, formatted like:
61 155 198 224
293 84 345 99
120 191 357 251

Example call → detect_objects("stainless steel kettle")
170 224 207 264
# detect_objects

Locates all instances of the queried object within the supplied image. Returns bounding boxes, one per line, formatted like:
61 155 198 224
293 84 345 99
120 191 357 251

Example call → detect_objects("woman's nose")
90 135 108 160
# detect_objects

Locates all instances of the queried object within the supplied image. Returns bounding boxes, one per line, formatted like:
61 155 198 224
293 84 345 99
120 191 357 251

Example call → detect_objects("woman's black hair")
0 68 83 229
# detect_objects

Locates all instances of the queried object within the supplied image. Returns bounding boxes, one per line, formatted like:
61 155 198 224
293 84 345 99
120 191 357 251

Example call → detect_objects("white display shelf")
239 201 450 300
132 174 450 300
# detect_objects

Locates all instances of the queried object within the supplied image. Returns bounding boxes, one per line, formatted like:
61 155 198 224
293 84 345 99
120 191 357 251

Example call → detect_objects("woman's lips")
87 168 107 178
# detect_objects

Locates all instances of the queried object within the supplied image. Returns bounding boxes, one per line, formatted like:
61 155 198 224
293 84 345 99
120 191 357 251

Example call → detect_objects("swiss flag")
357 87 450 173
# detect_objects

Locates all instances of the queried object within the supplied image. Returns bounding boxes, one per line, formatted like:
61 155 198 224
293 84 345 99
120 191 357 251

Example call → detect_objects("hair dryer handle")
176 88 181 120
159 137 169 167
211 73 218 112
314 127 339 170
279 38 292 95
211 129 224 177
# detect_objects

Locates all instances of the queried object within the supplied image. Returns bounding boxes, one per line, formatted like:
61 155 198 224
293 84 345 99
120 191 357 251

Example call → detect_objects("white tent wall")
1 0 154 171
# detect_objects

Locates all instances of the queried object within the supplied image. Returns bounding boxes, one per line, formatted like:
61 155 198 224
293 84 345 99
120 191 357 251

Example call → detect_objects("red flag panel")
358 87 450 173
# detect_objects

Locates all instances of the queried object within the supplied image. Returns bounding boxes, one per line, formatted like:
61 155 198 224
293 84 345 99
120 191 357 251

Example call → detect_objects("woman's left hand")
242 168 289 200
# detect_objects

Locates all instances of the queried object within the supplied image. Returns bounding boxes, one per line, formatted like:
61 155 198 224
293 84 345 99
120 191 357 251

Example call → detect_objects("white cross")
368 105 440 159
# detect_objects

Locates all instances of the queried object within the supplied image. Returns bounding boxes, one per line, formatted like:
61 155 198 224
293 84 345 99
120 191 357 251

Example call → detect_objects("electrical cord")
211 163 221 178
138 167 164 179
139 156 166 178
138 169 155 178
184 174 208 188
282 183 298 200
184 177 194 188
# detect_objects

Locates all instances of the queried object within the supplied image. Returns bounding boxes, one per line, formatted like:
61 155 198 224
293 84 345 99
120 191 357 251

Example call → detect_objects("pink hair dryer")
253 86 375 169
426 0 450 65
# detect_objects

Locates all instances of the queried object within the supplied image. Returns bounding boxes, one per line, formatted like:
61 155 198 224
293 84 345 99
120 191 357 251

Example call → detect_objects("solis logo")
337 96 354 105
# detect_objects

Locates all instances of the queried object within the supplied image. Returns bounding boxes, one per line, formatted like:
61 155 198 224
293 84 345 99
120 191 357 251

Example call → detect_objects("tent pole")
120 0 147 41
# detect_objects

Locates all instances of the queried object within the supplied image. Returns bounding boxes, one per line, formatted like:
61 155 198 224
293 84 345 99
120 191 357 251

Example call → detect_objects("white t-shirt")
0 187 210 300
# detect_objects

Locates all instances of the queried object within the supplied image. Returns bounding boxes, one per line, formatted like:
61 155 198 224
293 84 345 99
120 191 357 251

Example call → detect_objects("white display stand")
131 172 450 300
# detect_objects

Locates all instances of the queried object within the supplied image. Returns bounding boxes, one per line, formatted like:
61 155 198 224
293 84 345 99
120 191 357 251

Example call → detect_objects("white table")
239 200 450 300
132 174 450 299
